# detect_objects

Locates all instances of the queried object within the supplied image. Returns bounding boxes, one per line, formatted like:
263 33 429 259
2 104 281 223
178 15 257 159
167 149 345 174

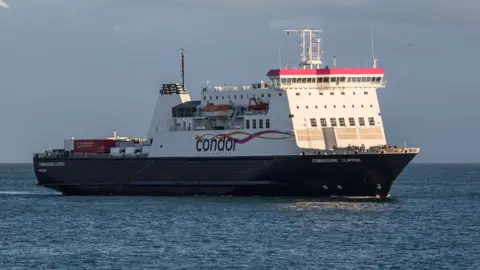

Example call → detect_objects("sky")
0 0 479 163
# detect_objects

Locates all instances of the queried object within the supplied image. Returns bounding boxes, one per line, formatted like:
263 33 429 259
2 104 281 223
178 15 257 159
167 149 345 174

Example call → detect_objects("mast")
284 29 323 69
180 48 185 89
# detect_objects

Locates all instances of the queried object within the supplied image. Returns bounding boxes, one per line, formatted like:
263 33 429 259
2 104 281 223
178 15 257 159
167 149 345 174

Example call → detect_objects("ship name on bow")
312 158 361 163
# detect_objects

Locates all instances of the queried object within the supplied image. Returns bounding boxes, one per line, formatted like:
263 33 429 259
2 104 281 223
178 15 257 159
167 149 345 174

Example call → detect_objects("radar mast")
284 29 323 69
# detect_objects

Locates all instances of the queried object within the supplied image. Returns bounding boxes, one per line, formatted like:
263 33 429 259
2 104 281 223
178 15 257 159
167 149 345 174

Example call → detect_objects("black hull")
33 153 416 197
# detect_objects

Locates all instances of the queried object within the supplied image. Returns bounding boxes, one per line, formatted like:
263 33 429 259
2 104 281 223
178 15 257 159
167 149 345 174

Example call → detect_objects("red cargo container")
73 139 116 153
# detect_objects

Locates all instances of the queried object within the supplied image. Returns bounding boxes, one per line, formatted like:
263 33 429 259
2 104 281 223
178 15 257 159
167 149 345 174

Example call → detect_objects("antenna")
370 25 378 68
284 29 323 68
180 48 185 89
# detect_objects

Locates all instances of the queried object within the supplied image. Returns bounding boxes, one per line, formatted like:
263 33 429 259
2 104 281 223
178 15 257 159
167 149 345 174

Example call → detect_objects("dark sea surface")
0 163 478 269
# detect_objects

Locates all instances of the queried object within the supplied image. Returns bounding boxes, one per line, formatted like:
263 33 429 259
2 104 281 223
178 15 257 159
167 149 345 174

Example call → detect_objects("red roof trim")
266 68 385 77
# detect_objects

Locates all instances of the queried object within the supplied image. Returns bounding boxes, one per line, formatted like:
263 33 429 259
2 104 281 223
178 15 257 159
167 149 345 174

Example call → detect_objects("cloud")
0 0 8 9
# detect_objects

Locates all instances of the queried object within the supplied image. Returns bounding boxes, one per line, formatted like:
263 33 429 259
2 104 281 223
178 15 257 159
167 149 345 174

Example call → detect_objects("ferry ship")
33 29 419 197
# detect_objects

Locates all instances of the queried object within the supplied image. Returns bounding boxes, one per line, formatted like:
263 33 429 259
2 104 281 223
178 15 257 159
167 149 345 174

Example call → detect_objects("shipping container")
73 139 116 153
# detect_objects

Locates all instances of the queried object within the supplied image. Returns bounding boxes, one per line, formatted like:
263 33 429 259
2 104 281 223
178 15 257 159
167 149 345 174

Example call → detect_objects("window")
341 92 345 95
310 118 317 127
234 95 237 99
315 105 318 109
330 92 334 95
259 119 264 128
222 96 224 99
330 118 337 127
252 119 257 129
266 119 270 128
241 95 243 99
370 104 373 108
296 92 300 96
349 117 355 126
309 92 311 96
352 105 355 108
296 106 299 109
261 94 264 97
339 118 345 126
246 120 250 129
216 96 218 100
306 106 309 109
319 92 323 96
359 117 365 126
333 105 336 108
353 92 356 95
279 93 282 96
203 96 206 100
368 117 375 126
364 91 368 95
324 105 327 109
268 94 271 97
320 118 327 127
343 105 346 108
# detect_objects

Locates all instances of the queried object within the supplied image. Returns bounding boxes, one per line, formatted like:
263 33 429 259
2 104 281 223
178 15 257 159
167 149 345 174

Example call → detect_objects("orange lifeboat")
247 98 269 111
203 102 233 117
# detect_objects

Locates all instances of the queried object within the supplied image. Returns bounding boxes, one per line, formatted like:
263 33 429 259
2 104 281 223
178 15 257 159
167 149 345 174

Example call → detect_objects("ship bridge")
266 67 386 89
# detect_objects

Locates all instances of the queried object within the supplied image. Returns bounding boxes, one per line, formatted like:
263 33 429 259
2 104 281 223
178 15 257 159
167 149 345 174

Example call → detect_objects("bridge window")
340 77 346 82
362 77 367 82
375 77 381 83
317 78 322 83
259 119 264 128
281 78 287 84
246 120 250 129
323 77 329 83
330 118 337 127
320 118 327 127
367 77 372 82
347 77 352 82
339 118 345 127
368 117 375 126
331 77 337 82
349 117 355 126
359 117 365 126
266 119 270 128
302 78 307 83
307 78 313 83
292 78 297 83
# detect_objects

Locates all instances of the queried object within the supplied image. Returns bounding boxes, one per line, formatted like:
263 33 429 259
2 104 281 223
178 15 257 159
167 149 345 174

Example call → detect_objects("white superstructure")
146 29 389 158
